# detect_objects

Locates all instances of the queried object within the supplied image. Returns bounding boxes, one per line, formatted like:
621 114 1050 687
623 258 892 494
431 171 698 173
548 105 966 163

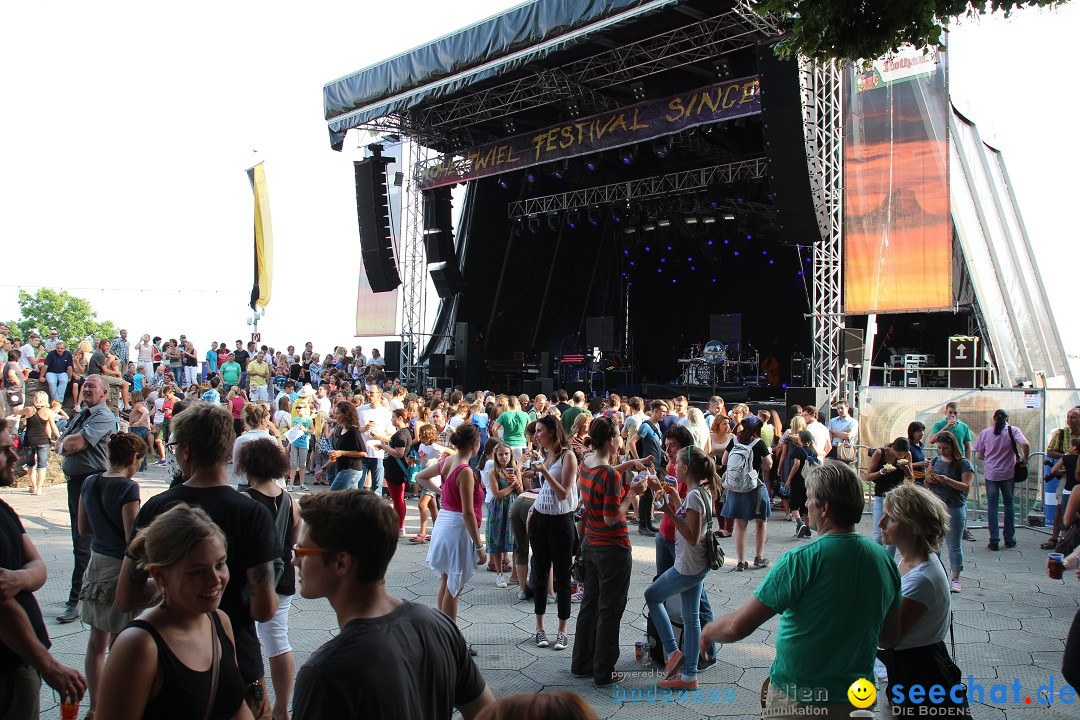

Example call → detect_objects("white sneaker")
496 573 508 589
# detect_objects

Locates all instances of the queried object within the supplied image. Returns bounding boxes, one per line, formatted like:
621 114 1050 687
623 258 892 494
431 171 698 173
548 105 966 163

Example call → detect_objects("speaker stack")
757 41 821 247
422 187 464 298
353 146 401 292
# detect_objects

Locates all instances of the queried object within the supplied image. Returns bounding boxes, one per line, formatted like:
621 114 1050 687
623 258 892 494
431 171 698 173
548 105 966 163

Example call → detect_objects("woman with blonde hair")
71 339 94 408
685 407 711 454
568 411 593 463
226 385 246 438
96 504 250 720
19 391 59 494
878 483 969 716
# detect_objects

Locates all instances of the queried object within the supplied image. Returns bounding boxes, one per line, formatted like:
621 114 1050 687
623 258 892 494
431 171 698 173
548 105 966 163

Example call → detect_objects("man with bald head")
55 375 116 623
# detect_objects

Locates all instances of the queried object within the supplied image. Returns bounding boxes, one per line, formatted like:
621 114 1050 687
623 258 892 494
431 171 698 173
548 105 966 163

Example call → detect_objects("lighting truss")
800 57 844 396
409 8 775 134
399 141 431 389
507 158 768 218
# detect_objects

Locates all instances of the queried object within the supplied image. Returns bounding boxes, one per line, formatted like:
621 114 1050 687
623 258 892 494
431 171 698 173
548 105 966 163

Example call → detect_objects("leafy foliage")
754 0 1066 62
9 289 117 345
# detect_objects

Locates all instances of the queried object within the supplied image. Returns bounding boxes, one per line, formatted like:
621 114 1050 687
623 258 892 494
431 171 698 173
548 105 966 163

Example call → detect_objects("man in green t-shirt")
927 402 974 459
492 396 529 460
220 353 242 390
701 461 900 715
560 391 587 436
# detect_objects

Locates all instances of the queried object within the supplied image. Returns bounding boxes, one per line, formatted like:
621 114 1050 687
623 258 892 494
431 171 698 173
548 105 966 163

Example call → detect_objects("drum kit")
678 341 762 386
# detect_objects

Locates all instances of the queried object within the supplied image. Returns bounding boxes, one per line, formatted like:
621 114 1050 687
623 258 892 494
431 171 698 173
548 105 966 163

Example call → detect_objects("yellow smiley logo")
847 678 876 709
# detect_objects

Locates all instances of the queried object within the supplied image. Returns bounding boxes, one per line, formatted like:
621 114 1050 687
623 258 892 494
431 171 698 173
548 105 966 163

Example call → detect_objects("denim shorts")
25 445 49 470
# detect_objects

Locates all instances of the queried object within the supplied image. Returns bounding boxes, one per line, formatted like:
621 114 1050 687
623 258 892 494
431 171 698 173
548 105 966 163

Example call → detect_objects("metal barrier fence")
858 386 1080 532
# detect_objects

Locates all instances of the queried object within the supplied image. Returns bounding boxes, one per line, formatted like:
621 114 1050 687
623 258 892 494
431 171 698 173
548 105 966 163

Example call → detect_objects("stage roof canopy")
323 0 780 150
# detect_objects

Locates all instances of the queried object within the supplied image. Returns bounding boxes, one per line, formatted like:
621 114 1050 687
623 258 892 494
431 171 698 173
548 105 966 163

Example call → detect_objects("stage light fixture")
629 82 646 101
588 207 601 225
684 216 698 225
526 172 536 183
722 212 736 221
585 159 596 171
504 119 517 135
498 178 508 189
566 99 581 118
702 216 716 224
553 160 568 179
657 219 671 228
619 146 635 165
643 223 656 232
567 211 579 229
548 215 560 232
652 137 672 158
713 58 733 80
624 226 636 235
527 217 539 234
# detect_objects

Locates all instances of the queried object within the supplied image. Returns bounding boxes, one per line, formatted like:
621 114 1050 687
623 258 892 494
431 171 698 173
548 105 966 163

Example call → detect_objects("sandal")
502 559 512 573
735 561 749 571
410 535 426 544
754 557 769 569
1040 539 1058 550
487 561 497 572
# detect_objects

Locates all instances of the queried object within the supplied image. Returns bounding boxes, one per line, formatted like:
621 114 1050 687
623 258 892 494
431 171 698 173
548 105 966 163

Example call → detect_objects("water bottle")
642 632 651 665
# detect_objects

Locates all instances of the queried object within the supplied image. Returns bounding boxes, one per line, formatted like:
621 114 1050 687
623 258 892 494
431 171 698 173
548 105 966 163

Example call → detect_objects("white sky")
2 2 1077 373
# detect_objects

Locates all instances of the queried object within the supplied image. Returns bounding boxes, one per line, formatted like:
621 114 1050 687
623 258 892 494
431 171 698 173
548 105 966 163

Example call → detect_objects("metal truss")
410 9 774 134
507 158 767 218
399 141 430 389
732 0 783 37
799 57 845 396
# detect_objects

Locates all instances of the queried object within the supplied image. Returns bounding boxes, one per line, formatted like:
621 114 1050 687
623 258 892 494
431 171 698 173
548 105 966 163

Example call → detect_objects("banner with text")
418 76 761 190
843 47 952 314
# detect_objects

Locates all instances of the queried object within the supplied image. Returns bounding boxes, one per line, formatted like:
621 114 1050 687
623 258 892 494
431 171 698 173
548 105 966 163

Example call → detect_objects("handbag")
694 486 725 570
836 442 857 464
1008 426 1029 483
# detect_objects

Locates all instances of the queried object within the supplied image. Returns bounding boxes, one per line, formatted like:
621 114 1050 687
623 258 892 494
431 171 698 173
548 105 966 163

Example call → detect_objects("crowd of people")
0 324 1077 719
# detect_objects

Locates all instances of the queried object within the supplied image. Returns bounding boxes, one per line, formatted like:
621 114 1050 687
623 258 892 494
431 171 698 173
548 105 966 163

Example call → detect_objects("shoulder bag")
693 486 725 570
1008 426 1029 483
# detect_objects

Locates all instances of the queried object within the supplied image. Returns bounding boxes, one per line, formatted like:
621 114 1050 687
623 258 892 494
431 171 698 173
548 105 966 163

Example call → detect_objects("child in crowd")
486 443 522 589
288 402 314 491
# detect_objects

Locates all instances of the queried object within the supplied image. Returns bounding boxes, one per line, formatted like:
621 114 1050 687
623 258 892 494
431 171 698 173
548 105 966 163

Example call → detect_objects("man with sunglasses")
292 490 495 720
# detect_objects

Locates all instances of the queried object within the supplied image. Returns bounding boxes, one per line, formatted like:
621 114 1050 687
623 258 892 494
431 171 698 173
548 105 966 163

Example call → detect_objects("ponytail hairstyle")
883 436 910 464
534 414 569 458
993 409 1009 436
449 422 480 453
127 504 226 601
108 431 148 468
678 445 720 496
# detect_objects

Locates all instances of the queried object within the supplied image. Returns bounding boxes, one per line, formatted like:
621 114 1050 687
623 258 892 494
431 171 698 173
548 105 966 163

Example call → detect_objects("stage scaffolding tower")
399 140 430 389
800 58 844 397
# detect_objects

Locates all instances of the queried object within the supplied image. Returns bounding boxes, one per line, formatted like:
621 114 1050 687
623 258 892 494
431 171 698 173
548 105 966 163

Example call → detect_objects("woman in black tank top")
94 504 247 720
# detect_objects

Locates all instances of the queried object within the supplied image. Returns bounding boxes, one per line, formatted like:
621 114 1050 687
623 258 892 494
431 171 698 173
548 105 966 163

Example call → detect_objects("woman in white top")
522 414 578 652
684 407 711 454
644 446 717 691
232 402 278 489
877 483 969 716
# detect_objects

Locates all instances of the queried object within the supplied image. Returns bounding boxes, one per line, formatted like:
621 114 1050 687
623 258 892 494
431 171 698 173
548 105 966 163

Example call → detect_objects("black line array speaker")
790 354 811 386
708 314 741 346
383 341 401 375
757 41 821 247
585 316 615 351
354 153 401 292
842 329 864 366
422 187 455 263
430 262 464 298
539 351 552 377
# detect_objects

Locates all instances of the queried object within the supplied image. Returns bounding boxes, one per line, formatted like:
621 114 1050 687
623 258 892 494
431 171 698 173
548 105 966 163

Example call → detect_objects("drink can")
634 641 643 663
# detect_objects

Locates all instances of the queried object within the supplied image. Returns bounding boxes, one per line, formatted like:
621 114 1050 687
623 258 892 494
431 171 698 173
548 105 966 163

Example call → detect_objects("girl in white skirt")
417 423 486 626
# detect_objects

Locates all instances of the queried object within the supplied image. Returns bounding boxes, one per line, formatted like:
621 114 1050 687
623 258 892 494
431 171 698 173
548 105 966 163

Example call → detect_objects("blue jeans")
984 479 1015 543
653 533 717 661
360 457 383 495
644 565 708 681
330 468 362 491
871 496 897 558
129 426 150 470
45 372 68 404
938 504 966 573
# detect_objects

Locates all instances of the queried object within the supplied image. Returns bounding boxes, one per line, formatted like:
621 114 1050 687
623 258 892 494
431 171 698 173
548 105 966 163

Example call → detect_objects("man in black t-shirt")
292 490 494 720
234 340 251 388
0 422 86 714
115 403 279 719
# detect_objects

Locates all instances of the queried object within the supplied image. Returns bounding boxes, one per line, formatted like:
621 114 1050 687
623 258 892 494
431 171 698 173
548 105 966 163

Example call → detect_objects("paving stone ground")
7 466 1076 719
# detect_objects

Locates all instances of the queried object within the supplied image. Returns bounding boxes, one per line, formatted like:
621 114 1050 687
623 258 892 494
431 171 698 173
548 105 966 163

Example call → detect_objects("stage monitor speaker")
538 377 555 398
785 387 829 418
383 341 401 375
422 187 455 263
354 155 401 292
708 314 741 346
842 329 864 366
521 380 541 396
585 316 615 350
428 353 447 378
454 323 470 365
757 41 821 247
429 261 464 298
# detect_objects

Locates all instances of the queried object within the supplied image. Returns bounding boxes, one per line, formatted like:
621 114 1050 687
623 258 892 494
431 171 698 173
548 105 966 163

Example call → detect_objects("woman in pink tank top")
416 423 485 627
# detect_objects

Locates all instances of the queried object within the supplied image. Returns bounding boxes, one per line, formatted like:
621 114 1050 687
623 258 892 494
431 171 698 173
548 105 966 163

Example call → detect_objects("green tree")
9 289 117 345
755 0 1065 62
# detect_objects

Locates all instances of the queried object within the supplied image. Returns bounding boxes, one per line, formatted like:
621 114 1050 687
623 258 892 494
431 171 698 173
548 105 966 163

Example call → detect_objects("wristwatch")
474 543 485 551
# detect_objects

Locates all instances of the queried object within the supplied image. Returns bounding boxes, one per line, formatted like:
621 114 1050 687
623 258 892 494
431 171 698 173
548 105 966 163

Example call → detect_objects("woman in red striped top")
570 417 649 688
